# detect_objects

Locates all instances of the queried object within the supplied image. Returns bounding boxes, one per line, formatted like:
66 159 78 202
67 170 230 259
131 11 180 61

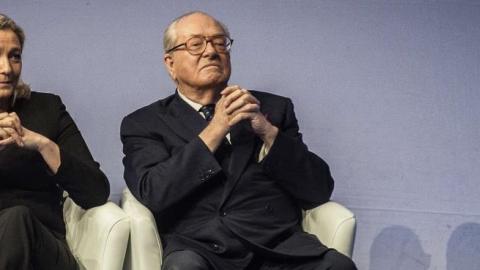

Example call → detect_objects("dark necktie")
199 104 215 121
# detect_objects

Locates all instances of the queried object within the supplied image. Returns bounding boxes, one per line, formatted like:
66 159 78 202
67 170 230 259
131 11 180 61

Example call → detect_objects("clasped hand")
211 85 278 146
0 112 45 151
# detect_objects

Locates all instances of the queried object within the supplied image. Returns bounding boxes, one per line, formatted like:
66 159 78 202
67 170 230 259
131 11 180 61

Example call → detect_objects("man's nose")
202 40 218 56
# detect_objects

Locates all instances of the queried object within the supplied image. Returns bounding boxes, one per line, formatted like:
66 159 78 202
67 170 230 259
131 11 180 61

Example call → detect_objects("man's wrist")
261 124 278 149
207 121 229 138
199 122 229 152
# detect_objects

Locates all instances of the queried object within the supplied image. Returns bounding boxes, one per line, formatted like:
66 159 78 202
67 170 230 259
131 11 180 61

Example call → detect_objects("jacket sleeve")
261 98 334 209
121 114 222 215
48 95 110 209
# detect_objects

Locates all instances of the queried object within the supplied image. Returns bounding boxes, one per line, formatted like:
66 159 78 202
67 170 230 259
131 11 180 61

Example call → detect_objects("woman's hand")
0 112 47 149
0 112 61 173
0 112 24 150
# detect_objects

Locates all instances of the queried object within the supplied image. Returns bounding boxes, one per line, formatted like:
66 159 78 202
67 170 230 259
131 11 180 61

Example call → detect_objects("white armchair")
121 188 356 270
63 196 130 270
121 188 162 270
302 201 356 257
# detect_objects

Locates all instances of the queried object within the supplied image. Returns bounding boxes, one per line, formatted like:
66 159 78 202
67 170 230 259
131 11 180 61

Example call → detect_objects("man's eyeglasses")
166 35 234 55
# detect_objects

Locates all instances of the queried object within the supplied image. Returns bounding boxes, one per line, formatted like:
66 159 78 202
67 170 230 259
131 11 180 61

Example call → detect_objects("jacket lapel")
160 93 208 142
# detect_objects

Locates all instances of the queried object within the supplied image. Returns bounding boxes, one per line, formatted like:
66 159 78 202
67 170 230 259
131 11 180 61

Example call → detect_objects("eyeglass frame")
165 35 234 55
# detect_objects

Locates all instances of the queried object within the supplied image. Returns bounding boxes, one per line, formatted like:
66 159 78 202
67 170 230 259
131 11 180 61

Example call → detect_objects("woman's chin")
0 88 13 100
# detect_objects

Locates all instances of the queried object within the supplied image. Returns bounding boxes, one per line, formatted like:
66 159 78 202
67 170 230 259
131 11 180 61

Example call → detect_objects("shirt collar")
177 89 204 112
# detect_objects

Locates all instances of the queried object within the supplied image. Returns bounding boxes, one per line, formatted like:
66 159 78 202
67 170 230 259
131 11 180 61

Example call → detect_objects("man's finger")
221 85 241 96
228 112 256 127
222 88 245 108
225 93 260 114
228 103 260 117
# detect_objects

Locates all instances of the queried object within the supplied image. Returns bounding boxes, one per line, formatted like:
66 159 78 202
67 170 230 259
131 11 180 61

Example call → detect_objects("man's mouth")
202 64 221 69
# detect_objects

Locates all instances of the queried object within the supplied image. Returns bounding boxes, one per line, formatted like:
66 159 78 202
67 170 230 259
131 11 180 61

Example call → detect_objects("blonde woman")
0 14 109 270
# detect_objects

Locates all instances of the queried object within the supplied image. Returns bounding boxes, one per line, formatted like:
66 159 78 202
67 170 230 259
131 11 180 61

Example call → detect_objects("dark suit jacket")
121 90 334 269
0 92 109 237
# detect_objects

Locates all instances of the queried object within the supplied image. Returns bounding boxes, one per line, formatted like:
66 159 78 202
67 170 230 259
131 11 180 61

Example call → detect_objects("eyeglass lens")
186 36 231 54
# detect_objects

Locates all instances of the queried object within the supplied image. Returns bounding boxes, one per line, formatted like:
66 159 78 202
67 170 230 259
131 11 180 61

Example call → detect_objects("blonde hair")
163 11 230 53
0 13 31 101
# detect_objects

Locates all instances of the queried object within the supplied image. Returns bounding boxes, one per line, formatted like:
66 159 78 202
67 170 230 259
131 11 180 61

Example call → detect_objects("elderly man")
121 11 356 270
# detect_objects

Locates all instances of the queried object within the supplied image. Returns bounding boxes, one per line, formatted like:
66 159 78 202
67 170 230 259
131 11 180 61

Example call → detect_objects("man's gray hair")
163 11 230 53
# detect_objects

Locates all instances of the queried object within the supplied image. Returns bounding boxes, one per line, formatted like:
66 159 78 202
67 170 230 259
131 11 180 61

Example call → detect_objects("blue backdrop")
3 1 479 269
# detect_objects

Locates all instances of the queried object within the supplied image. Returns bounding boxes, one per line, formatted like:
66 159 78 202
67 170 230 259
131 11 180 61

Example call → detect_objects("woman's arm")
0 96 110 208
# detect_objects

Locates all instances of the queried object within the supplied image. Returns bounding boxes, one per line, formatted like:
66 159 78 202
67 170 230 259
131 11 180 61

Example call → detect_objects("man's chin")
205 80 229 90
199 75 228 87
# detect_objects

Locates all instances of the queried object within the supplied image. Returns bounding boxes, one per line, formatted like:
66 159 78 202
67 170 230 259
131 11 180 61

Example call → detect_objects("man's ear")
164 53 176 81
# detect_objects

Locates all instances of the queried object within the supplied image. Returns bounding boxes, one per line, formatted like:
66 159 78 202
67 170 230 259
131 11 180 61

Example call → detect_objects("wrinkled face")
164 13 231 92
0 30 22 100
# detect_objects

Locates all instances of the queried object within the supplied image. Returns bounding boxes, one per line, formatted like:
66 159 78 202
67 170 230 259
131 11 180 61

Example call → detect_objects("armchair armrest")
121 188 163 270
302 201 356 258
63 197 130 270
